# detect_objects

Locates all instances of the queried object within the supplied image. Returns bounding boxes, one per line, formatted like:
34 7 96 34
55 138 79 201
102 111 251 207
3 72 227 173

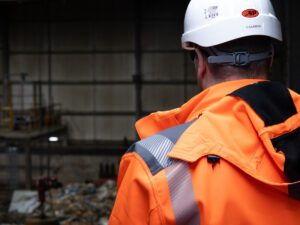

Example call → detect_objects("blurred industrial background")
0 0 298 224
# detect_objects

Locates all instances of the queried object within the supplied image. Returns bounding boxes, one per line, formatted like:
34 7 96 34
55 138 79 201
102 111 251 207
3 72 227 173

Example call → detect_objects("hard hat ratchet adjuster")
233 52 250 66
207 48 273 67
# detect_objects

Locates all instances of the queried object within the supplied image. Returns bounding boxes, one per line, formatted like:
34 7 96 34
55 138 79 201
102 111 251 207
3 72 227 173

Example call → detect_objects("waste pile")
48 180 116 225
4 180 116 225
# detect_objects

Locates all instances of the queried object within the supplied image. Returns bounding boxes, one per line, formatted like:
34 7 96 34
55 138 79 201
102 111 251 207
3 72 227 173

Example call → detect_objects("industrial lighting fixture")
48 136 59 142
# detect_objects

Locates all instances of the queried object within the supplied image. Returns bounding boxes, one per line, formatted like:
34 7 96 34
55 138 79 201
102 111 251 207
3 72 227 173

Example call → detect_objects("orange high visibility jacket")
109 79 300 225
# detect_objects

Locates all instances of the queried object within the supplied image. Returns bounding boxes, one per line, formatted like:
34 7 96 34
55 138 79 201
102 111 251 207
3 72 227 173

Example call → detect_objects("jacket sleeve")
108 152 163 225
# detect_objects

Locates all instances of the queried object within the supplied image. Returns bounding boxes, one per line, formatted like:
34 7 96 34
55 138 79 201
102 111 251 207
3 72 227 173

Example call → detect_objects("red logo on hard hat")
242 9 259 18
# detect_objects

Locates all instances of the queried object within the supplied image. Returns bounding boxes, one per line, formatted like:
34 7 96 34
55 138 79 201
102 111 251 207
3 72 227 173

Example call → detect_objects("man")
109 0 300 224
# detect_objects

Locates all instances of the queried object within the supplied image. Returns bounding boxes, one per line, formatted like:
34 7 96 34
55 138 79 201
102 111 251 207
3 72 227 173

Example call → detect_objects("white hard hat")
182 0 282 50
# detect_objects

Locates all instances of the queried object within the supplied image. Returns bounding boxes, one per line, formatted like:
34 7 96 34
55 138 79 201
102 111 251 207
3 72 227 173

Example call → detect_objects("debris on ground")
1 180 116 225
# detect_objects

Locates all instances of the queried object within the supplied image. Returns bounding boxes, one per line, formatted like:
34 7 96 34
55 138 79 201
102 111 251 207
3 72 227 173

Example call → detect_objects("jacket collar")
136 79 265 139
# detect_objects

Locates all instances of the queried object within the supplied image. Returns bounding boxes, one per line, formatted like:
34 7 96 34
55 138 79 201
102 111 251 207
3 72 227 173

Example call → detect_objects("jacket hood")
168 81 300 197
137 79 300 197
136 79 265 139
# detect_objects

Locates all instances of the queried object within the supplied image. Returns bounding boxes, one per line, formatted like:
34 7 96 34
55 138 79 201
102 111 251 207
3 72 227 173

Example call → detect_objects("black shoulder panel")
231 81 300 200
230 81 297 126
272 127 300 183
288 182 300 201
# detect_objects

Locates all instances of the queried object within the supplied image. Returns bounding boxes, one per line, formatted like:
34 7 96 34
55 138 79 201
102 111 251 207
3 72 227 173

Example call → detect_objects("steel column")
133 0 143 122
1 7 10 109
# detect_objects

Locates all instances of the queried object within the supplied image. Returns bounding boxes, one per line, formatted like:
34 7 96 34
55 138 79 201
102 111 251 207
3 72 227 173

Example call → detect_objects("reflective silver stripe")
166 162 200 225
129 121 196 175
138 134 177 168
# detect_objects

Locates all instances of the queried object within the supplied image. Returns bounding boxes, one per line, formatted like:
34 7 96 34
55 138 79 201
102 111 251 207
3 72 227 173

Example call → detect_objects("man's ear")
194 48 207 81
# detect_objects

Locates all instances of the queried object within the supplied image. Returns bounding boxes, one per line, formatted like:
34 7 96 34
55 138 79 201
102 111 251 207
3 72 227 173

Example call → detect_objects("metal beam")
0 0 37 2
0 165 52 171
283 0 291 87
0 146 127 156
286 1 300 91
133 0 143 122
0 7 10 108
9 49 184 55
8 18 183 23
46 1 54 124
24 141 31 189
3 109 152 117
61 111 139 116
5 80 197 85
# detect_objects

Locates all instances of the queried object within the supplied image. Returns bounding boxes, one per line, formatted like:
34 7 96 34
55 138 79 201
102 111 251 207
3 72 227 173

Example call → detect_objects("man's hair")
198 36 273 80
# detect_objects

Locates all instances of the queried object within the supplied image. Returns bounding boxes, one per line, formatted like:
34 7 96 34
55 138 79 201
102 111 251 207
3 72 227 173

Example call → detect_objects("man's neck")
202 74 267 89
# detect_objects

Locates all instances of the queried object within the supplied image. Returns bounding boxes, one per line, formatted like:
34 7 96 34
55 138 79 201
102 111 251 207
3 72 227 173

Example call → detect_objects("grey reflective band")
205 47 273 66
128 120 195 175
130 142 164 175
128 121 200 222
136 134 177 172
166 162 200 225
160 120 195 143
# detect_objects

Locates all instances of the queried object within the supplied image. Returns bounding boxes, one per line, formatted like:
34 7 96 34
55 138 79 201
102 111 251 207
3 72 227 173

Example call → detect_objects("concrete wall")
0 0 199 185
7 0 198 141
2 0 297 142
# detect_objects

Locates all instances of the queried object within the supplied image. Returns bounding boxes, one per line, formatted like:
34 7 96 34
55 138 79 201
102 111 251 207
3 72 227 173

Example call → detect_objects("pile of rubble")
49 180 116 225
4 180 116 225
